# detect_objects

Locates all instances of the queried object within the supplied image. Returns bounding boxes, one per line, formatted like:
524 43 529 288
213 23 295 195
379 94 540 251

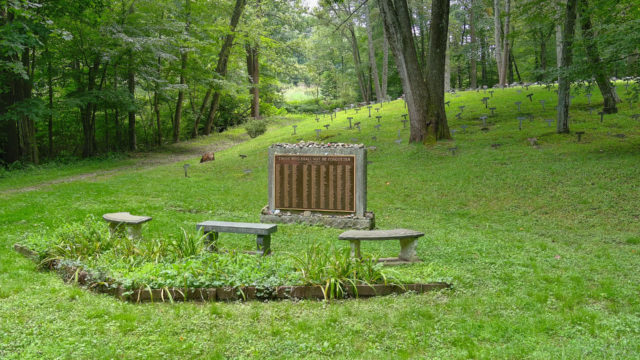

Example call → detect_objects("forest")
1 0 639 165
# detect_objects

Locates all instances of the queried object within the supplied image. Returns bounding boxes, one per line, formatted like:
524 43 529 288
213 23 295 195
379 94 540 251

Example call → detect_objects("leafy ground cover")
1 84 640 358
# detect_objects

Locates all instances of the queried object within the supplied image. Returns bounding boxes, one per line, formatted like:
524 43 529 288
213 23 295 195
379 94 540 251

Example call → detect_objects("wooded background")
1 0 639 164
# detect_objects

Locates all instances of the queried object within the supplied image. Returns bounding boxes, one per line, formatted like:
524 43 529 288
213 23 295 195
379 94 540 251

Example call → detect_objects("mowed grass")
1 84 640 359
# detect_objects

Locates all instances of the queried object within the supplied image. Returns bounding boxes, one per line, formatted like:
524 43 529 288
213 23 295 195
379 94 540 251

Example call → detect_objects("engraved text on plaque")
274 154 355 212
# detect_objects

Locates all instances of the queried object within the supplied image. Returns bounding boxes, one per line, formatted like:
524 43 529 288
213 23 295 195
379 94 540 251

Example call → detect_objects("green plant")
291 243 393 300
168 228 208 259
244 119 268 138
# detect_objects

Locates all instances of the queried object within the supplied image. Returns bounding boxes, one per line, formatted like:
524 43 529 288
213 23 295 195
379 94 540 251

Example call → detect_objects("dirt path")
2 136 247 195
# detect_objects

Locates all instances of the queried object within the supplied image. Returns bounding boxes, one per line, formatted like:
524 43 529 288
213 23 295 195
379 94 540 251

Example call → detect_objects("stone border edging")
13 243 451 302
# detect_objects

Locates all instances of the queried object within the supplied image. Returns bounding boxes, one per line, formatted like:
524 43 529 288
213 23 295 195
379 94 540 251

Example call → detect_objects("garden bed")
14 217 451 302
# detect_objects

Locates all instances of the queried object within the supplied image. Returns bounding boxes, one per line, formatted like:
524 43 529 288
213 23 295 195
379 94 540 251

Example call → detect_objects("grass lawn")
1 84 639 359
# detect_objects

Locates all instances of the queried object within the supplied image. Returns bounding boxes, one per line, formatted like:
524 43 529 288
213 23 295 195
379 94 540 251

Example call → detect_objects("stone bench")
338 229 424 264
103 212 152 240
196 221 277 255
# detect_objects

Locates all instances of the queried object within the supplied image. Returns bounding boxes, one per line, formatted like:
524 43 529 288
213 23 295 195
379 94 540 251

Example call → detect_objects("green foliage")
244 118 267 138
291 243 394 299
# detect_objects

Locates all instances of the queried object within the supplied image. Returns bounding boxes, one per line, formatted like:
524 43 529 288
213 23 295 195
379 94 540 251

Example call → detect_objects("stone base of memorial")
262 142 375 230
260 206 375 230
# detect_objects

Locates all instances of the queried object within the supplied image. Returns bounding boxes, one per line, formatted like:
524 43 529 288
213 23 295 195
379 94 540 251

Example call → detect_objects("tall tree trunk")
500 0 511 86
381 25 389 99
469 0 477 88
347 24 370 103
46 46 54 157
173 0 191 142
378 0 429 142
366 5 383 102
246 43 260 118
81 58 100 158
127 50 136 150
493 0 504 86
204 0 246 135
425 0 451 141
557 0 578 133
556 21 563 80
480 35 487 85
444 37 451 92
578 0 618 113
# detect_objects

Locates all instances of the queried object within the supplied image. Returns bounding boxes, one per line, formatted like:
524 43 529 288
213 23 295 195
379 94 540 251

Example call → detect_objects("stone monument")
260 142 374 229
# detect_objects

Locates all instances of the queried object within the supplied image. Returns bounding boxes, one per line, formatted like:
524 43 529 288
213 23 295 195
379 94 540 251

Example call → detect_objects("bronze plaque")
274 154 355 212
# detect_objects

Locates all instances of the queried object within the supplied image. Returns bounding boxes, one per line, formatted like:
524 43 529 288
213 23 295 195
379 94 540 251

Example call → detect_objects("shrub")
245 118 268 138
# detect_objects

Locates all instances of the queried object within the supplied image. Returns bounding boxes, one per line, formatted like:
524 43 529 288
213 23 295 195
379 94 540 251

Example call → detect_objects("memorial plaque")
273 154 356 212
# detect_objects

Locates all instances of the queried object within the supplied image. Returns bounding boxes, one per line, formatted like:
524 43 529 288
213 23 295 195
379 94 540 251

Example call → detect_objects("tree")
578 0 618 114
557 0 578 133
202 0 246 136
377 0 451 143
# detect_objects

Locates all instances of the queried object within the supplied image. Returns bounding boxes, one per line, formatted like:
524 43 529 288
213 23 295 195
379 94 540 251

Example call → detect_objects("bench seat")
103 212 152 240
339 229 424 263
196 221 277 255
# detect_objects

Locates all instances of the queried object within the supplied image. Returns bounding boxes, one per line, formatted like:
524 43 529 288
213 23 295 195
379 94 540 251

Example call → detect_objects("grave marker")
367 106 372 117
347 117 353 129
315 129 321 139
459 105 465 112
324 124 330 130
527 93 534 102
545 119 553 127
445 101 450 107
598 111 605 123
183 164 190 178
517 116 525 130
461 124 468 132
292 125 298 135
576 131 585 142
586 93 592 104
539 99 546 111
480 115 488 127
481 97 489 108
455 112 462 120
515 101 522 112
376 115 382 123
448 147 458 155
489 107 496 116
374 124 381 131
489 90 494 98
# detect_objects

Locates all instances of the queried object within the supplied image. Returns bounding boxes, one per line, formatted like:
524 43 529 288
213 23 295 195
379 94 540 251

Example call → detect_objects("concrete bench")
196 221 277 255
338 229 424 264
103 212 152 240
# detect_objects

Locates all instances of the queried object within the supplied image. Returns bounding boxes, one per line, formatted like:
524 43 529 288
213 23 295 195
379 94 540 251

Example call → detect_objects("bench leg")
108 222 124 239
256 235 271 256
349 240 361 259
127 224 143 240
205 232 219 252
398 238 418 262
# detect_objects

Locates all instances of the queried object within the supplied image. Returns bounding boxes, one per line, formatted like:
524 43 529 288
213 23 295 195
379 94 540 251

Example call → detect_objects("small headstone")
539 99 546 111
588 107 594 115
481 97 489 108
480 115 488 127
459 105 465 112
451 129 457 135
527 137 538 147
586 93 592 104
375 107 380 113
351 137 359 143
491 143 502 149
489 107 497 116
598 111 605 123
448 146 458 155
395 139 403 145
347 117 353 129
401 119 408 128
545 119 553 127
528 114 534 122
455 112 462 120
292 125 298 135
374 124 381 131
515 101 522 112
239 154 247 159
367 105 372 117
489 90 494 98
517 116 525 130
183 164 190 178
355 108 360 114
461 124 468 132
576 131 585 142
315 129 321 139
527 93 534 102
324 124 330 130
371 136 377 141
397 130 402 138
402 114 408 120
376 115 382 123
445 101 450 107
